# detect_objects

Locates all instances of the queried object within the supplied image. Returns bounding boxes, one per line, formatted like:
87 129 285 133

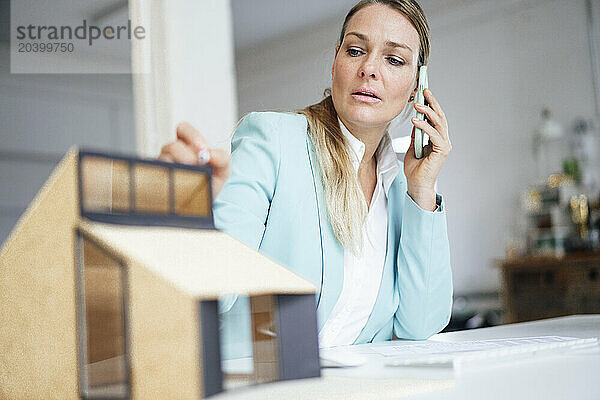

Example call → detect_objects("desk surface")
213 315 600 400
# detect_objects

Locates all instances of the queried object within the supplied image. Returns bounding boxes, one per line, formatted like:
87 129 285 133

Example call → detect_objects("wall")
234 0 600 294
0 42 136 243
130 0 238 155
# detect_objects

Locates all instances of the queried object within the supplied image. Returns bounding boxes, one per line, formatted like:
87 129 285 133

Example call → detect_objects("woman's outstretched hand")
158 122 231 198
404 88 452 211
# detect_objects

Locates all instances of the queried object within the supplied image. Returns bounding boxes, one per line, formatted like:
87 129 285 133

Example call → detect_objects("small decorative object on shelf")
516 172 599 258
562 158 581 184
532 108 564 185
520 178 580 258
571 117 598 190
570 194 589 239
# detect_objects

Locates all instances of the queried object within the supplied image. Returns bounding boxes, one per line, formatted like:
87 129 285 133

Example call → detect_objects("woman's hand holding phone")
404 86 452 211
158 122 231 198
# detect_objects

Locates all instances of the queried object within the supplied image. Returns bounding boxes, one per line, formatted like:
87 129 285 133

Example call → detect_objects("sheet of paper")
371 336 580 357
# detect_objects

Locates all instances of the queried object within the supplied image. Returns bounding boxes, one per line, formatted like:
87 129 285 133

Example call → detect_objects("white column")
587 0 600 122
130 0 238 156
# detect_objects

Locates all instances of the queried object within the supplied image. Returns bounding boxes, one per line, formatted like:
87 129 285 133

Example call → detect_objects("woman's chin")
341 109 390 128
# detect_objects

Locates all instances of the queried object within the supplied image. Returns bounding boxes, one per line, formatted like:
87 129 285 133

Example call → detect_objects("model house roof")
79 220 316 298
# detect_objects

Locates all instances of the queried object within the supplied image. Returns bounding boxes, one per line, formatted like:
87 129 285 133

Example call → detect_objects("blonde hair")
298 0 430 251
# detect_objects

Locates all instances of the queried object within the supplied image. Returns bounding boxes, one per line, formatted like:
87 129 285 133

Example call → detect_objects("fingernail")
198 150 211 164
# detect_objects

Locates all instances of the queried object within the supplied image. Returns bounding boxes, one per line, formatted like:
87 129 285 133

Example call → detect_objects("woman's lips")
351 93 382 103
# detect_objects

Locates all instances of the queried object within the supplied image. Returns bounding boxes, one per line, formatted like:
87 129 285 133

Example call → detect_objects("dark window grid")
78 150 215 229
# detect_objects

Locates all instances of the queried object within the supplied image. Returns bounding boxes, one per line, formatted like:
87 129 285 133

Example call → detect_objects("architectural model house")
0 148 320 399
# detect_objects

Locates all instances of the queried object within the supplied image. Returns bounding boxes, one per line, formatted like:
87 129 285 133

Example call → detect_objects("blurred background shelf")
496 251 600 323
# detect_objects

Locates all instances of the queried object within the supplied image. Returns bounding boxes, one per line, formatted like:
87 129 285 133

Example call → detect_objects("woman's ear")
409 71 419 100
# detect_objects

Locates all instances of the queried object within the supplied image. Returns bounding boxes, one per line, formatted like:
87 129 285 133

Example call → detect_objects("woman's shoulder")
236 111 308 137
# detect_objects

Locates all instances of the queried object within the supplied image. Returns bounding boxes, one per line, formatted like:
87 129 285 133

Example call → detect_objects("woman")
159 0 452 348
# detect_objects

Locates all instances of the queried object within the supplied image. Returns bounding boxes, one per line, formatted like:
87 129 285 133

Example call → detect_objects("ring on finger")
198 149 211 164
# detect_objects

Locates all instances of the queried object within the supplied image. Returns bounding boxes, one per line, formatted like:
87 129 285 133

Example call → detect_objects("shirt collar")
338 118 400 195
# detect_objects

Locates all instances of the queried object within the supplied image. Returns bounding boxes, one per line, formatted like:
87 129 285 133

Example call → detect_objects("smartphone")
414 65 429 159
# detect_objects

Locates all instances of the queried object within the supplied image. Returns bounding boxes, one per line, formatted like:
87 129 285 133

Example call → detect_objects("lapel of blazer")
305 129 344 331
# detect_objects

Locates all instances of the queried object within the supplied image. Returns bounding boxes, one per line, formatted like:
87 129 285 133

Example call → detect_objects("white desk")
213 315 600 400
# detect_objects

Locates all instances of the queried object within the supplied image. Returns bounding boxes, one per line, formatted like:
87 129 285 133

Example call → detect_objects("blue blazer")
214 111 452 346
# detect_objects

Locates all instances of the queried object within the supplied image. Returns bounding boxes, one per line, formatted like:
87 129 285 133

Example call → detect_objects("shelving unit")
496 252 600 323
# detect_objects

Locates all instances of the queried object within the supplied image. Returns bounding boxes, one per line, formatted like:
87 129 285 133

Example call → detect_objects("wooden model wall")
0 151 80 399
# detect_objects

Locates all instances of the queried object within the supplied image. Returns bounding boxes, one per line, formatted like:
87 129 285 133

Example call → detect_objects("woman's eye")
346 48 362 57
387 57 405 66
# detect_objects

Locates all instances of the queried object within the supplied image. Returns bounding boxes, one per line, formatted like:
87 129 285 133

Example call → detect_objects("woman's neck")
338 116 387 168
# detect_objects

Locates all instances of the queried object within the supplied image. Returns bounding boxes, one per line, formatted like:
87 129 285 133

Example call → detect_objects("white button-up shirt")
318 119 401 348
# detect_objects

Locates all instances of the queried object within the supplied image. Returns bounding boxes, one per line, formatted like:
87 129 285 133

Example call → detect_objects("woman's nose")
359 59 378 79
